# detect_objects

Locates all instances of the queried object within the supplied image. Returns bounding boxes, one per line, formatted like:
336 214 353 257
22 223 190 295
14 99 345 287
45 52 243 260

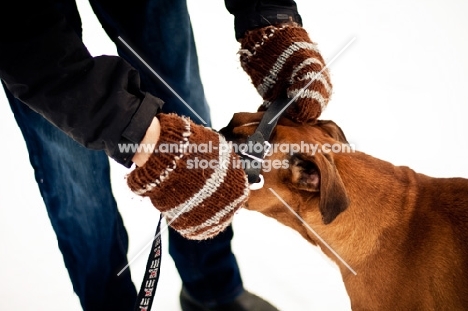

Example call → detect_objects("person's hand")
132 117 161 167
127 113 249 240
239 23 332 123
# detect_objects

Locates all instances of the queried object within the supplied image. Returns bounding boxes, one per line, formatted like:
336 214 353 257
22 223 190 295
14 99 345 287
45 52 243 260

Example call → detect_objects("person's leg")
88 0 246 305
168 226 244 306
2 1 136 309
5 88 137 311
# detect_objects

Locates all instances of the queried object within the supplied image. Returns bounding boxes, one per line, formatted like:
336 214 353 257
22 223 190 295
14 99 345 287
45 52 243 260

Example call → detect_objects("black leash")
134 214 163 311
240 95 291 186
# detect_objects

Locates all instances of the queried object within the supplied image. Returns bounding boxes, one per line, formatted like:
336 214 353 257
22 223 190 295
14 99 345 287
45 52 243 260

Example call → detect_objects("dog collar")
239 95 291 190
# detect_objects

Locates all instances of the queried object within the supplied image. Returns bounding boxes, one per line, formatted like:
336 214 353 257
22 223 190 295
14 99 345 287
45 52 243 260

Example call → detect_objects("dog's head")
220 112 351 225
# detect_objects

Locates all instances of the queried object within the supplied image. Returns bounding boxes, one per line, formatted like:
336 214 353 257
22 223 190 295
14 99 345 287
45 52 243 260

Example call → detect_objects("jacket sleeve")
0 1 163 168
224 0 302 40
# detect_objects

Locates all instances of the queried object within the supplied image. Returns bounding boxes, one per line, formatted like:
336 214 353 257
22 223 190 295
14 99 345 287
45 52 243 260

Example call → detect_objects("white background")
1 0 468 310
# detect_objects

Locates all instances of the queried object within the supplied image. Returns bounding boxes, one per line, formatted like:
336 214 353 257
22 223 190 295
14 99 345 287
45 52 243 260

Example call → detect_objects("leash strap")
242 95 291 183
134 214 163 311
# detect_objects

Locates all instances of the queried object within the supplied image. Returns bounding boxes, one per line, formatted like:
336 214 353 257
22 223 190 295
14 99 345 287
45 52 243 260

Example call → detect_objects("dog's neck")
293 150 421 272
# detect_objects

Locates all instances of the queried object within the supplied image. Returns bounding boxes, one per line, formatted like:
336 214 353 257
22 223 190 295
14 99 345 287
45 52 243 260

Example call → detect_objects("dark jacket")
0 0 301 167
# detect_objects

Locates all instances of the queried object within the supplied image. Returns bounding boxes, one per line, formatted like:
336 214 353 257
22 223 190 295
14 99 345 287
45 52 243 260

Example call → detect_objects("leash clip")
249 174 264 190
239 141 272 162
239 145 264 163
237 94 291 189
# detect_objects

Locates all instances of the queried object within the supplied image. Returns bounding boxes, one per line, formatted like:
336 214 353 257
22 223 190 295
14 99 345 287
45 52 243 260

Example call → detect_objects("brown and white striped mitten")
239 24 332 123
127 113 249 240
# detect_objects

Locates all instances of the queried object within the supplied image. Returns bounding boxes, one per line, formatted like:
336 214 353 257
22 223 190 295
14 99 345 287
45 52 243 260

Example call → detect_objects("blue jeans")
4 0 243 309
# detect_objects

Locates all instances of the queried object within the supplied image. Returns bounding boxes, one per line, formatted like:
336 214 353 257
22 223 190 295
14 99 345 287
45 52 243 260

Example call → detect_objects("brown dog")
220 112 468 311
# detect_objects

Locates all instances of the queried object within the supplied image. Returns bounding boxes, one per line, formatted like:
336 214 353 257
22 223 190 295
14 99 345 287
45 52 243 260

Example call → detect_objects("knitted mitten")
127 113 249 240
239 24 332 123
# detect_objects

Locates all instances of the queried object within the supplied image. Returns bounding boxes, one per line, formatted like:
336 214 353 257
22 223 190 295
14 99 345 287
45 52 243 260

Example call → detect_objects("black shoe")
180 287 279 311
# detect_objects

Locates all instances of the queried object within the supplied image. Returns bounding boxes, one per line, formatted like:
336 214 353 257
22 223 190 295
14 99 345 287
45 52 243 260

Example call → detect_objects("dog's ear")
289 153 350 224
316 120 349 144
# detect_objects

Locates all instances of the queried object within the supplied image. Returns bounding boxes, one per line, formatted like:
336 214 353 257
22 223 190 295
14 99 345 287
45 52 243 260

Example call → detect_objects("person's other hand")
128 113 249 240
239 24 332 123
